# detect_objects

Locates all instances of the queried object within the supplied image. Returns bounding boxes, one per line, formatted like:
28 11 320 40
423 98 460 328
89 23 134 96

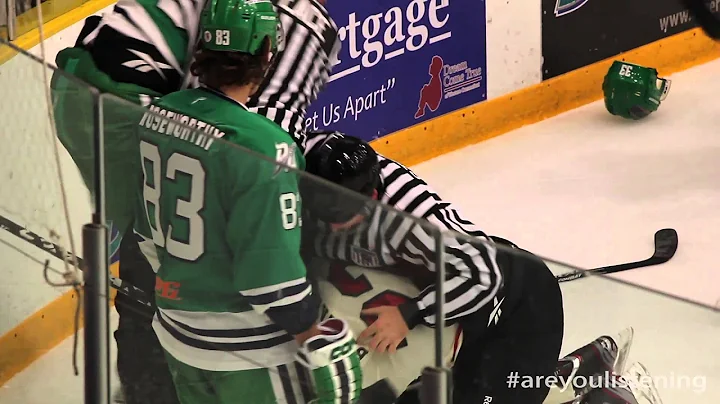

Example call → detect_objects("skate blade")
611 327 634 374
624 362 665 404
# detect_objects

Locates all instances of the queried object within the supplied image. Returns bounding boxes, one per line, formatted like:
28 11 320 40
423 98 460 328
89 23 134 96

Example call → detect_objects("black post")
420 367 451 404
83 92 109 404
6 0 17 41
420 230 449 404
83 224 110 404
433 230 445 368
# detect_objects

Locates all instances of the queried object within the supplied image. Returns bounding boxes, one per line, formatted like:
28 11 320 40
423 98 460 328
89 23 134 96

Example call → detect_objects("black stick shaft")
3 213 676 303
556 229 677 283
0 214 155 309
83 224 110 404
557 260 644 282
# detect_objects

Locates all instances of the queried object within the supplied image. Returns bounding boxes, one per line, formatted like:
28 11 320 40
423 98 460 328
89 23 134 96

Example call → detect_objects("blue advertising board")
305 0 488 142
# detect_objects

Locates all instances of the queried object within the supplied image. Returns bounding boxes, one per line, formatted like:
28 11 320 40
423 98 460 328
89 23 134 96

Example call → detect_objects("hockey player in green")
132 1 362 403
51 0 207 236
49 1 207 402
51 0 348 401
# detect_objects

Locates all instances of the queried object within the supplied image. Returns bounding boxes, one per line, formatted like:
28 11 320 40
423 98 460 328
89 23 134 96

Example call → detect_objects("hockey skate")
578 361 665 404
621 362 665 404
543 327 635 404
610 327 634 375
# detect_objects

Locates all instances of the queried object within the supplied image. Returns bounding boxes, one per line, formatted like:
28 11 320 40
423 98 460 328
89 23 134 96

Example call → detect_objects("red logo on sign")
414 55 444 119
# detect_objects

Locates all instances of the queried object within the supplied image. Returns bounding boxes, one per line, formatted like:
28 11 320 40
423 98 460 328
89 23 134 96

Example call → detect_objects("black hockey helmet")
302 131 381 223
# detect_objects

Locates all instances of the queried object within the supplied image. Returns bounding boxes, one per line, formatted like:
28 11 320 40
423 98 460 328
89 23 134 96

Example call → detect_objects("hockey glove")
296 318 363 404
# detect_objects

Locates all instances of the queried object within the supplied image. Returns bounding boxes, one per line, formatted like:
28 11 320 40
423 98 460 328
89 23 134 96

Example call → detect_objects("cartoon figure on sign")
414 55 444 119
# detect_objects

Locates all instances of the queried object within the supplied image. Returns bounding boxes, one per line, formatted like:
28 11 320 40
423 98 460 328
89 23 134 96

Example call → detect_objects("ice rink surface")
2 59 720 403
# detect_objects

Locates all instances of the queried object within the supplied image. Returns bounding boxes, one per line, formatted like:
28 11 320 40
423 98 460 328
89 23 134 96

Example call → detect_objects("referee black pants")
114 233 180 404
397 246 564 404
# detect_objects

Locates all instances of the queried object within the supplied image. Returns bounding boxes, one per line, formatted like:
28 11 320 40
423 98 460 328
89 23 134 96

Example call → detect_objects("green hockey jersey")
52 0 203 235
133 87 310 371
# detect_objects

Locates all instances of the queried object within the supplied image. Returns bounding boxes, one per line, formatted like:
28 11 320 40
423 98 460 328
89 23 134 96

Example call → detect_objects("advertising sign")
306 0 488 142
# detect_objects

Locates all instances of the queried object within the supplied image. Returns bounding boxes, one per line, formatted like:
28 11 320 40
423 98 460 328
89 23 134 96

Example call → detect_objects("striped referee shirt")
247 0 341 150
303 134 504 328
78 0 206 101
79 0 339 121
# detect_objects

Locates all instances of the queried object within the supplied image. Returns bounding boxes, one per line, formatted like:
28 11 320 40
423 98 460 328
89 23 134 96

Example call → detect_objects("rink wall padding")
540 0 710 79
374 28 720 166
0 289 82 386
1 1 720 389
0 263 118 387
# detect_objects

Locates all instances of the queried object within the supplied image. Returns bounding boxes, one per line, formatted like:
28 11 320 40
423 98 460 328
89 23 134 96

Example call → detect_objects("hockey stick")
1 214 401 402
556 228 678 283
0 214 155 309
2 213 678 299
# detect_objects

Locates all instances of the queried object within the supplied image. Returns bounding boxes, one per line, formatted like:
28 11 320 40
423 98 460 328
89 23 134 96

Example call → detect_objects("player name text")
139 105 226 150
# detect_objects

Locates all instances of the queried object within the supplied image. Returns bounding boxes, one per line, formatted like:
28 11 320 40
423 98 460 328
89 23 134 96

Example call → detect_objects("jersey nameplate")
139 105 225 150
350 245 380 267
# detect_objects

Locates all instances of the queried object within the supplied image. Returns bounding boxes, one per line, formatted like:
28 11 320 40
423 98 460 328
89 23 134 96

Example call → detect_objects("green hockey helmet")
200 0 284 55
602 61 671 120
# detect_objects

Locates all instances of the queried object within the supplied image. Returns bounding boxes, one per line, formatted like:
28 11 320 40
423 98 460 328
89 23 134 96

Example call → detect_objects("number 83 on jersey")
139 141 301 262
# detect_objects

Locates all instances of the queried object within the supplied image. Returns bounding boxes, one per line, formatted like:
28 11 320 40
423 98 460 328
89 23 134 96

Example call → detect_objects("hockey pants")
396 246 565 404
115 233 180 404
163 351 315 404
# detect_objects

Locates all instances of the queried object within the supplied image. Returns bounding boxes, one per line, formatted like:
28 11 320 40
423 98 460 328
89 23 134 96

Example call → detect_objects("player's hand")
296 318 363 403
358 306 410 354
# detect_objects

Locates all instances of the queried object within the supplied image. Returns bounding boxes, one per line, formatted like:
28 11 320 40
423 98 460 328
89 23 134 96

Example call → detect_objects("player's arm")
224 163 319 337
395 203 504 329
225 138 362 402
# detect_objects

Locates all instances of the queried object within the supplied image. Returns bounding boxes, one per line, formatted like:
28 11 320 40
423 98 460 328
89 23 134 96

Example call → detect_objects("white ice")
2 59 720 403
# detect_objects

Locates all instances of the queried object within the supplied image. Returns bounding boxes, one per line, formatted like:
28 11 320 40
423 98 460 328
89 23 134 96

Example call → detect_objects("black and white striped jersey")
303 135 504 327
76 0 338 118
247 0 340 150
78 0 205 99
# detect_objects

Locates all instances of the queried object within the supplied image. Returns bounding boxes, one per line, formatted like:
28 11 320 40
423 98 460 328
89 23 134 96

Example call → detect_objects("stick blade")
653 228 678 261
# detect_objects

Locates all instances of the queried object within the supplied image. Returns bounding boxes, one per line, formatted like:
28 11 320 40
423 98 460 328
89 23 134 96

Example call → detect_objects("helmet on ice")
602 61 671 120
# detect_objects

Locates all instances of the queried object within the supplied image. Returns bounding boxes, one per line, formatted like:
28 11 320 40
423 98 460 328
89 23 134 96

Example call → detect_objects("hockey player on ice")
299 132 666 404
51 0 340 402
131 2 366 403
300 131 561 403
50 0 211 401
317 261 663 404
